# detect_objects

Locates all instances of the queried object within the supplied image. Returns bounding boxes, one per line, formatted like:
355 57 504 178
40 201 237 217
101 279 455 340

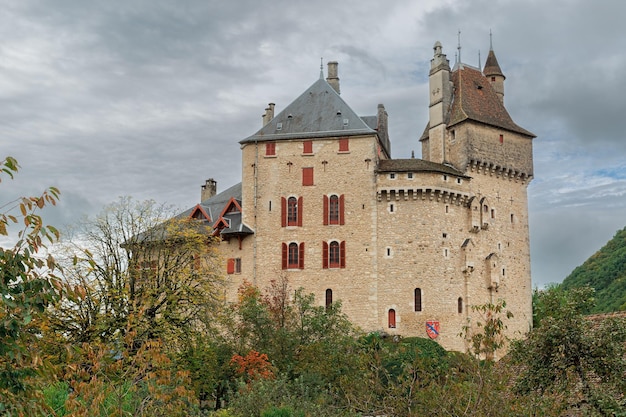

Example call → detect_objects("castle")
183 42 535 352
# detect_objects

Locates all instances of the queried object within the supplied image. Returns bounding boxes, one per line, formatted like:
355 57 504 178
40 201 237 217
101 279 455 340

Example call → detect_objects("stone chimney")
201 178 217 201
262 102 275 126
326 61 340 94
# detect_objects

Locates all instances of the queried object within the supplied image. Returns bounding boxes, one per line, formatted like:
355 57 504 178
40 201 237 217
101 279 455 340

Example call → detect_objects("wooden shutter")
323 195 329 225
281 243 288 270
281 197 287 227
340 241 346 268
299 242 305 269
339 137 349 152
303 140 313 154
302 167 314 186
339 194 345 225
227 258 235 274
297 197 303 227
322 241 328 269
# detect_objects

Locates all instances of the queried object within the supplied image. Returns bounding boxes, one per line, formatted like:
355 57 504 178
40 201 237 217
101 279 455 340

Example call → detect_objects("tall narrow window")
338 138 349 152
499 134 504 144
282 196 303 227
287 197 298 226
388 309 396 328
266 142 276 156
329 241 340 268
303 140 313 154
324 194 345 225
302 167 314 186
414 288 422 312
325 289 332 309
235 258 242 273
458 297 463 314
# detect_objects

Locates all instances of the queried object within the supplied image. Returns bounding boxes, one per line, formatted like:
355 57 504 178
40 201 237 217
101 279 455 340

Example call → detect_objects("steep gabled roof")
240 77 376 143
448 64 534 137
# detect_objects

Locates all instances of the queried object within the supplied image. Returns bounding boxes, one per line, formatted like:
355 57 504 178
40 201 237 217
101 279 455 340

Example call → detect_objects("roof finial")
489 29 493 51
457 29 462 64
320 57 324 79
478 50 481 69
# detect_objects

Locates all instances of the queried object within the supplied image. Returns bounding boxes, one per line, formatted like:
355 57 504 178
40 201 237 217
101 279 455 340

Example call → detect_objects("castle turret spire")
483 35 505 103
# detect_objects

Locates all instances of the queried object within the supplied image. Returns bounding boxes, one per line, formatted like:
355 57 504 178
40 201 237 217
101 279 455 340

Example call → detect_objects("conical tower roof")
483 49 505 79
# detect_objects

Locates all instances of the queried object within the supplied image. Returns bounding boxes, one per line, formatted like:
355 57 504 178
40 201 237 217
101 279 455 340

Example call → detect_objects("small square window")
407 172 413 179
276 122 283 131
266 142 276 156
389 173 396 179
303 140 313 154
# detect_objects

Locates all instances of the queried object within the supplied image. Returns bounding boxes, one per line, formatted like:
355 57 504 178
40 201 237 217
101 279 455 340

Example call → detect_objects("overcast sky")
2 0 625 288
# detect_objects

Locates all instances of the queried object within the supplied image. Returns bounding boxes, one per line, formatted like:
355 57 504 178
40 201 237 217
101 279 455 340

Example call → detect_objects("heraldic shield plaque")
426 320 440 339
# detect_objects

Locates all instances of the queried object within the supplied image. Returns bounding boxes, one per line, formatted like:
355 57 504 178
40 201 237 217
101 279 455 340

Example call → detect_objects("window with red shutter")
303 140 313 154
302 167 314 186
322 241 328 269
297 197 303 226
339 194 345 225
338 138 349 152
281 197 287 227
266 142 276 156
282 243 288 270
323 195 329 225
340 241 346 268
298 242 304 269
227 258 235 274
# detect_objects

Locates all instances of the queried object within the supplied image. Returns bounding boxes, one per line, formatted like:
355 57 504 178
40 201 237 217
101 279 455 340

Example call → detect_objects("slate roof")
377 158 468 177
240 77 377 143
177 182 253 236
448 64 534 137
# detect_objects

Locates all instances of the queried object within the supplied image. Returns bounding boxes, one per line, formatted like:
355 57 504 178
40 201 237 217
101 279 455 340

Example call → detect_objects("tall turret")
483 48 505 103
426 41 452 164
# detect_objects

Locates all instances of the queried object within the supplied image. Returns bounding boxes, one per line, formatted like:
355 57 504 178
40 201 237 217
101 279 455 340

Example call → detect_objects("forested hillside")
562 227 626 312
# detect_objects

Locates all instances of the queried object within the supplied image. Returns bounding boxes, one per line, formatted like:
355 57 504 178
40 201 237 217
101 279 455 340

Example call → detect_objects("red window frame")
388 309 396 328
287 197 298 226
323 194 344 225
282 242 304 269
266 142 276 156
323 241 345 269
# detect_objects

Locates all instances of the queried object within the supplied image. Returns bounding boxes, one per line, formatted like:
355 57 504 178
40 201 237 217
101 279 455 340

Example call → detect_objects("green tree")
0 156 62 415
511 286 626 414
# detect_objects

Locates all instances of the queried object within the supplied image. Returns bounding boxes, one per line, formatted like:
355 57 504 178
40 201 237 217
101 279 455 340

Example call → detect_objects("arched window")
325 289 332 309
323 241 345 269
388 309 396 328
329 241 340 268
282 242 304 269
457 297 463 314
288 242 299 268
287 197 298 226
329 195 340 224
414 288 422 312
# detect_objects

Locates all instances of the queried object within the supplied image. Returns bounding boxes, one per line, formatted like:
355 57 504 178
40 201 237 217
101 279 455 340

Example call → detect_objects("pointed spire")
457 30 462 64
483 46 504 78
490 29 493 50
